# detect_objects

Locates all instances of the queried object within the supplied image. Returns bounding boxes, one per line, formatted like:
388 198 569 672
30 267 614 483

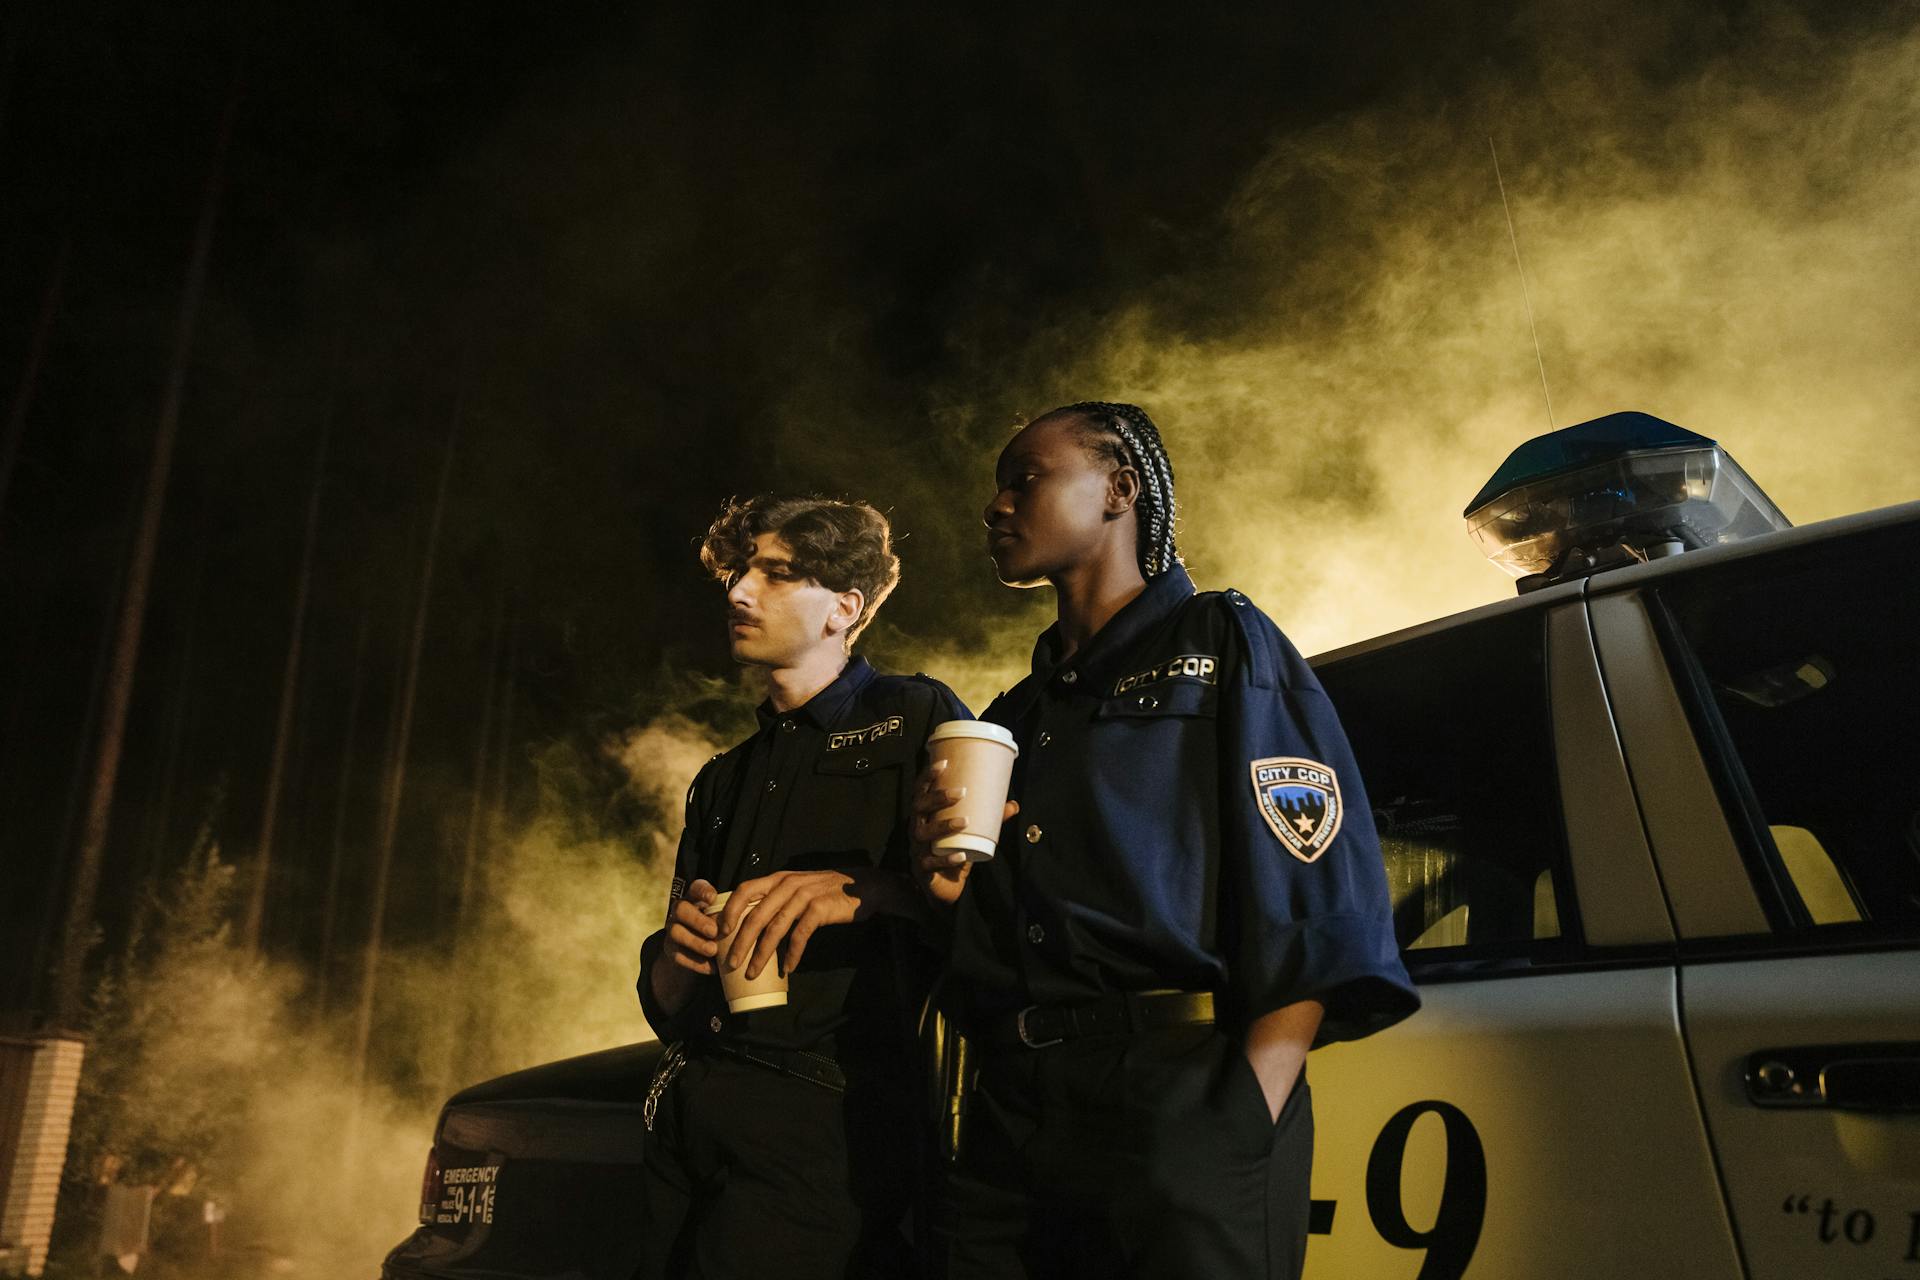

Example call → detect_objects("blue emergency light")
1465 411 1790 592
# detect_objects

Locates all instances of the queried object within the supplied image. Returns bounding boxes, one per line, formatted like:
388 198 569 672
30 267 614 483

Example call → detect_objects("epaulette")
901 671 947 721
686 750 724 809
1216 587 1282 690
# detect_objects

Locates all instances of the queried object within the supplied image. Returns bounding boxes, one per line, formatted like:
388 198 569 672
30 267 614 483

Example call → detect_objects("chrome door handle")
1744 1043 1920 1113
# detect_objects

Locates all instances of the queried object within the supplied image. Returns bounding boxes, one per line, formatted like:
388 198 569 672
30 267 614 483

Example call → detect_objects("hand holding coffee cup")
704 891 789 1012
924 721 1020 862
661 879 721 974
648 878 722 1014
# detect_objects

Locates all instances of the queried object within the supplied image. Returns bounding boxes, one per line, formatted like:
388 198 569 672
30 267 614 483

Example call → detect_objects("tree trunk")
315 599 370 1015
492 616 519 830
459 613 518 1080
455 583 506 936
350 408 460 1093
281 609 321 954
242 431 327 954
0 237 69 557
136 519 209 891
344 531 420 1013
29 512 133 1019
444 589 506 1088
50 78 241 1029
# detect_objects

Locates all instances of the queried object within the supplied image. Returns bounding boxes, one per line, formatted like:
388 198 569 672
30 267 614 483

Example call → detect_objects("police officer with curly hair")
636 494 969 1279
914 403 1420 1279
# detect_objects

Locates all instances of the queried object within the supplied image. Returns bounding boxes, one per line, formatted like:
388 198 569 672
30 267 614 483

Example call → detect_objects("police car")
382 413 1919 1280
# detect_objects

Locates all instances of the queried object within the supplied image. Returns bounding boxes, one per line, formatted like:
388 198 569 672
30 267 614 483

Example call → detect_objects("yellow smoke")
71 719 727 1278
909 5 1920 662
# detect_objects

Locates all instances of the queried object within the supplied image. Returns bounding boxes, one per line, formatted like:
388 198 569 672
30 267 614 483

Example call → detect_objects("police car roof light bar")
1465 411 1791 594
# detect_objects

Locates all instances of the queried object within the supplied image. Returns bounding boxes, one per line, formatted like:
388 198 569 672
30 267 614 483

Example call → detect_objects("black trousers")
936 1025 1313 1279
635 1052 918 1280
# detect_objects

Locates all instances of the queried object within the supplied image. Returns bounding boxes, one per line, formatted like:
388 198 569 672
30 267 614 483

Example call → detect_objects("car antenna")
1489 137 1555 432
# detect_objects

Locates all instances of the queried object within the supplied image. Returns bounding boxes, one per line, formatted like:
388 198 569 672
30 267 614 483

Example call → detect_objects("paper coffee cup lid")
926 720 1018 752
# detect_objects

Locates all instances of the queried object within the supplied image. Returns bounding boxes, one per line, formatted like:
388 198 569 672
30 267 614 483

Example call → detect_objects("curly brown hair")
698 494 902 648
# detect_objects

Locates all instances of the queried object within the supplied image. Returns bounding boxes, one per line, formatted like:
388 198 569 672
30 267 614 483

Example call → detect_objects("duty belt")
982 989 1216 1050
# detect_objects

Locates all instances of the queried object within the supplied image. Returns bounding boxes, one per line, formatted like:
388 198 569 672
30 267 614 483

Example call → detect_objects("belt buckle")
1015 1006 1063 1049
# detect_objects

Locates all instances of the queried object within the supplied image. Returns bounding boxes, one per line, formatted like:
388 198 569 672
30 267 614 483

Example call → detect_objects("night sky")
3 1 1916 1023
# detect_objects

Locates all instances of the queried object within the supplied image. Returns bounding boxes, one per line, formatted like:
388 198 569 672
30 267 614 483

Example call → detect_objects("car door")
1304 595 1742 1279
1592 514 1920 1280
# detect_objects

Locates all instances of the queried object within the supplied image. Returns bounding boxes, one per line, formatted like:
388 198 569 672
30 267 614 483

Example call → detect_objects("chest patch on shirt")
1251 757 1343 863
1112 653 1219 695
827 716 904 751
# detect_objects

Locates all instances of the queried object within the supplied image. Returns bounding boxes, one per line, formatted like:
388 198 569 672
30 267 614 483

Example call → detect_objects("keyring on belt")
642 1042 688 1132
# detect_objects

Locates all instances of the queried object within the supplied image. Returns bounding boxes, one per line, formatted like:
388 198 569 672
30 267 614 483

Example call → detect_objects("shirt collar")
754 654 876 730
1027 564 1196 692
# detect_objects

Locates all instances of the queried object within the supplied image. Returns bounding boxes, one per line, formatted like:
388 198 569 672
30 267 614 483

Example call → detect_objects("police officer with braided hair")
912 402 1419 1278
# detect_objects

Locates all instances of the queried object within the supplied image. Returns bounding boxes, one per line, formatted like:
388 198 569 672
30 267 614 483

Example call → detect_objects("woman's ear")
1105 464 1140 519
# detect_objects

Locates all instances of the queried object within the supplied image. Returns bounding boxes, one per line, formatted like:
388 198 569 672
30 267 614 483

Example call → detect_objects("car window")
1656 528 1920 939
1318 610 1575 967
1768 825 1862 925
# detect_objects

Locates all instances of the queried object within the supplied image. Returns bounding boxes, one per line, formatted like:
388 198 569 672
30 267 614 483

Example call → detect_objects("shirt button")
1024 824 1043 844
1037 731 1052 747
1061 671 1078 684
711 817 725 830
1136 693 1159 710
1027 923 1045 945
854 757 871 772
748 853 761 865
709 1016 723 1033
766 780 778 792
780 719 796 732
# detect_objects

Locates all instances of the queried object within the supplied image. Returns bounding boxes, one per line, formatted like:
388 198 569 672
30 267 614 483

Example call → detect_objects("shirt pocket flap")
814 742 912 776
1095 682 1219 720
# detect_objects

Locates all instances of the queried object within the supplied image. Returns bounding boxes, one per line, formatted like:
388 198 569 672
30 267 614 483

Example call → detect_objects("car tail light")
418 1147 442 1224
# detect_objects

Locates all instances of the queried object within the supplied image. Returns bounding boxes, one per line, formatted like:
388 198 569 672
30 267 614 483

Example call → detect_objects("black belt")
980 990 1215 1050
704 1040 848 1092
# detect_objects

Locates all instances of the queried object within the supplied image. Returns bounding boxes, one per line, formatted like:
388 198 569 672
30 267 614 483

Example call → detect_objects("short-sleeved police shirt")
944 565 1419 1044
637 656 970 1066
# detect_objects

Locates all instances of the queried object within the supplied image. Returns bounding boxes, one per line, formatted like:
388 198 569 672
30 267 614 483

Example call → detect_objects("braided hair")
1055 401 1181 578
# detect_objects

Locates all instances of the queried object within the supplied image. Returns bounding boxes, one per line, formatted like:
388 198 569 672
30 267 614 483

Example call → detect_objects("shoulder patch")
1250 757 1343 863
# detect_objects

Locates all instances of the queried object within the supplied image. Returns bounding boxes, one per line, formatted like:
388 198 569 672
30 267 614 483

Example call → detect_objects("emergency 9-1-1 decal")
434 1164 499 1226
1251 757 1343 862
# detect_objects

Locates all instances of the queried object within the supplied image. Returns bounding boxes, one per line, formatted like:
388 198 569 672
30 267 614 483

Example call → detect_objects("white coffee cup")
704 891 789 1013
927 721 1020 862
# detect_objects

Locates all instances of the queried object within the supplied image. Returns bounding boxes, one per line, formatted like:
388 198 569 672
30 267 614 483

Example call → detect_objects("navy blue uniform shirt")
946 566 1419 1044
637 656 970 1065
